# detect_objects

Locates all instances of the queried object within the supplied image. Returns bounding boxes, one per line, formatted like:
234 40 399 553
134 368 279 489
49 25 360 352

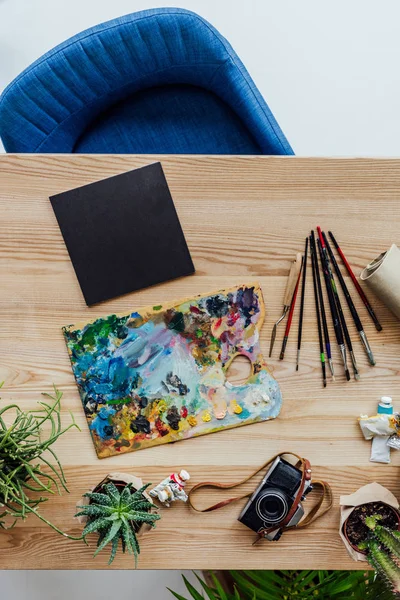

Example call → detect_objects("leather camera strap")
188 452 333 540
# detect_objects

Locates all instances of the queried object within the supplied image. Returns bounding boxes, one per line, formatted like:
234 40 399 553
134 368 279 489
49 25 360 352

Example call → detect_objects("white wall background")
0 0 399 597
1 0 400 155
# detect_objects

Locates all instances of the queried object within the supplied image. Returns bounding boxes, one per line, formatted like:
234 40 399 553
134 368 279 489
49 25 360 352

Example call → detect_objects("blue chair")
0 8 293 155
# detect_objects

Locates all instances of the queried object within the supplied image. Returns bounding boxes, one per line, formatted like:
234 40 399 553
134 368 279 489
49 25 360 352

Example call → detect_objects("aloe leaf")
82 516 111 537
94 520 122 557
82 491 113 506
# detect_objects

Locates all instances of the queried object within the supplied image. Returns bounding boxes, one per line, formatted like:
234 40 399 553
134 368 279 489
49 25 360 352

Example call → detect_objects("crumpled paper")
339 482 399 562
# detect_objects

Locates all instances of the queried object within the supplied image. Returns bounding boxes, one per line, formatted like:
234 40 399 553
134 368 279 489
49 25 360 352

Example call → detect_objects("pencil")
324 232 376 366
280 257 303 360
320 230 360 380
312 232 335 380
314 231 351 381
309 235 327 387
296 238 308 371
328 231 382 332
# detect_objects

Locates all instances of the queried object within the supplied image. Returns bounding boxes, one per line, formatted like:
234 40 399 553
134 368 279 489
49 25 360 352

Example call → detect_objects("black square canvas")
50 162 195 305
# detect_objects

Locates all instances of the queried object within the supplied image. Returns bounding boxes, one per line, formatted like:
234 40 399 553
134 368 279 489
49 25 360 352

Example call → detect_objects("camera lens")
255 489 288 524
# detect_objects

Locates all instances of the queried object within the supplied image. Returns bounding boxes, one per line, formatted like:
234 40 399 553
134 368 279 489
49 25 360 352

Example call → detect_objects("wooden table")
1 154 400 570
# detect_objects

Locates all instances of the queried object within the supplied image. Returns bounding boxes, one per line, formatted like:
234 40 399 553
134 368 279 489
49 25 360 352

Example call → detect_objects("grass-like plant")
75 481 161 565
0 384 81 538
169 570 395 600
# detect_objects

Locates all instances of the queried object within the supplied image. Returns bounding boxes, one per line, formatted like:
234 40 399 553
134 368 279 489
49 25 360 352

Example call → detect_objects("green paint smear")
153 305 162 311
107 397 131 406
321 353 325 363
80 314 128 348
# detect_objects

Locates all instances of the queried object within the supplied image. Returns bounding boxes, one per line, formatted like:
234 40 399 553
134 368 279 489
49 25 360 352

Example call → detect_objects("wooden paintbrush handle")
283 253 303 307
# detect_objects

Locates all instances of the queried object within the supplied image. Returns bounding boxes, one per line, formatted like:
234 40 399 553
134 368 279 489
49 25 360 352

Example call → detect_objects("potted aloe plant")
0 384 81 538
75 472 160 565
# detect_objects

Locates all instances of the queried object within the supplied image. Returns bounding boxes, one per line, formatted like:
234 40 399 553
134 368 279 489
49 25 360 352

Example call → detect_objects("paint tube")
387 434 400 450
371 397 394 463
358 414 398 440
149 470 190 507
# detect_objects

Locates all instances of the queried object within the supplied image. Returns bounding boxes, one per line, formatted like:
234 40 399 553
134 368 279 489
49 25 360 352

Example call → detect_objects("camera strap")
188 451 333 542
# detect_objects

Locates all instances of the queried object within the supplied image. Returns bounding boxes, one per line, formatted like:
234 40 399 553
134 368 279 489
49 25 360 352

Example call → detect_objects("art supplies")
329 231 383 331
313 232 334 380
316 234 351 381
296 238 308 371
63 283 282 458
361 244 400 321
280 256 303 360
271 227 387 385
309 234 327 387
150 470 190 506
319 229 359 380
371 396 394 463
50 163 194 305
269 253 302 356
324 233 375 366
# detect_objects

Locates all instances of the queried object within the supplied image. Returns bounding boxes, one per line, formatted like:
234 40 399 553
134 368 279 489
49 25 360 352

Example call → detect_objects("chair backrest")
0 8 293 154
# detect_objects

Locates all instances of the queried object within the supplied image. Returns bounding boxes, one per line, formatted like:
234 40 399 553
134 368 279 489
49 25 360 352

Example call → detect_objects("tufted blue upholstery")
0 8 293 155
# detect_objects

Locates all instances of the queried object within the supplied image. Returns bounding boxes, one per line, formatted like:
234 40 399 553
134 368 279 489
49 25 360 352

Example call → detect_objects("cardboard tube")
361 244 400 320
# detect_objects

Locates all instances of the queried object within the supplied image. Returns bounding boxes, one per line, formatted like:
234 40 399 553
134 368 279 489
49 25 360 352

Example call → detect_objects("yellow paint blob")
231 400 243 414
157 400 167 414
187 415 197 427
202 411 212 422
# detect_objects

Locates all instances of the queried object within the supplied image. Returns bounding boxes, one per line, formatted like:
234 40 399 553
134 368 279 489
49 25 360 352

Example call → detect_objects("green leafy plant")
358 514 400 597
0 383 81 538
75 481 161 565
169 570 395 600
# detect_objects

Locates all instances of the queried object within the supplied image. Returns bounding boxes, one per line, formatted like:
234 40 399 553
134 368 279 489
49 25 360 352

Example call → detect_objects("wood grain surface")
0 154 400 570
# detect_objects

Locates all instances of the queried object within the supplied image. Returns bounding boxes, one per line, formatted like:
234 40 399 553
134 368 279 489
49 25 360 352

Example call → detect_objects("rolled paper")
361 244 400 320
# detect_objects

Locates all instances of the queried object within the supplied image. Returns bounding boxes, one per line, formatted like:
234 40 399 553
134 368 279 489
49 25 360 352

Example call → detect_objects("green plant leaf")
94 519 122 557
82 516 111 537
193 573 218 600
210 574 229 600
108 534 120 565
167 589 189 600
182 576 205 600
82 491 113 506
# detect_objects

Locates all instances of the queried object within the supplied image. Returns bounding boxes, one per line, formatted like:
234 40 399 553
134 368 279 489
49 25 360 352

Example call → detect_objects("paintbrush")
313 232 335 380
309 235 327 387
324 232 375 366
328 231 382 332
280 256 303 360
319 230 360 380
270 253 302 357
296 238 308 371
314 231 351 381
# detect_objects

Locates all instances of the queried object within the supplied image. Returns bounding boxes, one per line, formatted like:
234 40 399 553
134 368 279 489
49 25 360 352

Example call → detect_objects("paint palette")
63 284 282 458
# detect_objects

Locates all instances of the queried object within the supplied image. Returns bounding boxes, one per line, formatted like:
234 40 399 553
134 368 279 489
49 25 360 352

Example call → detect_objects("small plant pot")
343 501 400 555
77 471 155 537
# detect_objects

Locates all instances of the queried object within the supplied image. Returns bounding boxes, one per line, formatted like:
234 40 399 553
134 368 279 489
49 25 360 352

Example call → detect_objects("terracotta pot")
343 502 400 555
76 471 154 536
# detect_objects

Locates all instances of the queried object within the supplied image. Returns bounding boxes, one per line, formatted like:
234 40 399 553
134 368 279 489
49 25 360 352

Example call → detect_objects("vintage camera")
238 456 313 541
